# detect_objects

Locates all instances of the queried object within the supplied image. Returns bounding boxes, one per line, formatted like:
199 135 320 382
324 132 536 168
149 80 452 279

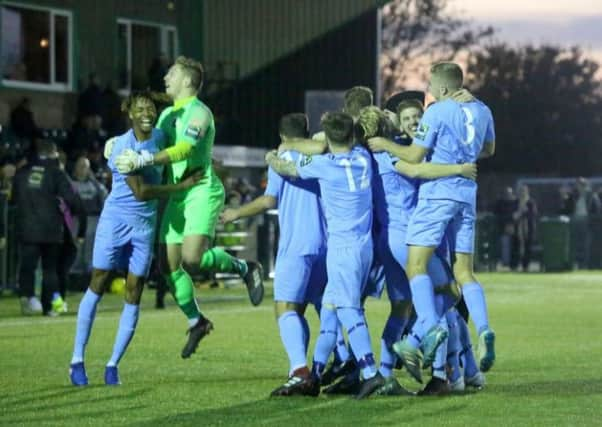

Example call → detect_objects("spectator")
78 73 104 119
9 97 38 142
494 186 518 267
572 177 601 268
101 81 127 137
69 156 108 277
12 140 86 316
514 185 538 271
558 185 575 216
66 114 106 164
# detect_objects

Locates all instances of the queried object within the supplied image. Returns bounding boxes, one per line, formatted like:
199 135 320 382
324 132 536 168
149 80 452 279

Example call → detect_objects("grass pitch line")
0 304 272 328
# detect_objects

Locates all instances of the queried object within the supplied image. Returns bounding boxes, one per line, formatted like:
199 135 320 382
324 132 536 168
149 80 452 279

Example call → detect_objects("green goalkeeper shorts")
159 180 225 244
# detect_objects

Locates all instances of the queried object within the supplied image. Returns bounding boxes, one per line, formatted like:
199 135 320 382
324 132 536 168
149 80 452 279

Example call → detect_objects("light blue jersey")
296 145 373 248
93 128 164 276
413 99 495 205
264 151 326 256
264 150 327 304
371 150 418 232
103 128 164 226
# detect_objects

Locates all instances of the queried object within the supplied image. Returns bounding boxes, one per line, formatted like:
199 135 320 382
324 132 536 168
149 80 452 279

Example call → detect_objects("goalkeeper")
113 56 264 359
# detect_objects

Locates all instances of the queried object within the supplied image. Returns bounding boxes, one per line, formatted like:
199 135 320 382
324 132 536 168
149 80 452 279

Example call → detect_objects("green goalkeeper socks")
200 248 247 277
167 268 201 322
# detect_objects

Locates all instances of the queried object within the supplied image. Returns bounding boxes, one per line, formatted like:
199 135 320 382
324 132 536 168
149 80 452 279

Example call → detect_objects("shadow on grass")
131 394 469 427
2 386 152 424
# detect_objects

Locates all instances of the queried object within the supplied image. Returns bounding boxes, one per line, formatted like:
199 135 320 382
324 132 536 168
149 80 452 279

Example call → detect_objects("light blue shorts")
92 218 155 277
406 198 476 254
273 251 327 305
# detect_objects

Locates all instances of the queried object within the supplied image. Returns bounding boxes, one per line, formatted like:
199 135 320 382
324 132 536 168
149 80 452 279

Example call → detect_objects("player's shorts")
375 229 411 301
322 237 373 309
406 198 476 254
273 251 327 305
362 257 386 300
385 226 453 289
92 217 155 277
160 181 225 244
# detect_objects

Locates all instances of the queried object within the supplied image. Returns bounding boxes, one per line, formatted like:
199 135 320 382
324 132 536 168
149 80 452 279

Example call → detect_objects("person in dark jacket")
12 140 86 316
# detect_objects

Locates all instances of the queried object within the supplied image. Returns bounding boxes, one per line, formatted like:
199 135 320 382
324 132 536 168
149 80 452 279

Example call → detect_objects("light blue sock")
432 315 449 380
300 314 310 355
446 310 462 383
379 315 407 378
407 317 425 349
71 289 101 363
457 313 479 378
462 282 490 335
278 311 308 374
409 274 438 331
107 303 139 367
334 322 350 364
337 307 377 379
312 306 338 378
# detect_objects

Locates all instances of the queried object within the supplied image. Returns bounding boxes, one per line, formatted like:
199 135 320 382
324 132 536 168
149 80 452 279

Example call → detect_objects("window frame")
0 1 73 92
116 17 178 95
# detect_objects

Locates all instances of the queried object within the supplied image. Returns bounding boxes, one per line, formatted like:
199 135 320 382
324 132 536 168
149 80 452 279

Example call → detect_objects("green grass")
1 272 602 426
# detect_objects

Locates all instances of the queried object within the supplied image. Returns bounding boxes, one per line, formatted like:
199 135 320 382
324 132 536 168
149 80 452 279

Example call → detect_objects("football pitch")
1 272 601 426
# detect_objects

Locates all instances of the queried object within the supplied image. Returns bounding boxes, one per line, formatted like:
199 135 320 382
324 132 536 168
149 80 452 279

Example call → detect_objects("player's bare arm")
278 138 327 155
125 169 204 201
395 160 477 180
368 136 428 164
115 112 210 174
220 195 277 224
265 150 299 177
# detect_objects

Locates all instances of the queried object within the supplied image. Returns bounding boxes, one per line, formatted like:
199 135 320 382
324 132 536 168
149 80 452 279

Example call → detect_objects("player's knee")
454 270 475 285
181 259 201 278
274 301 301 318
90 270 111 294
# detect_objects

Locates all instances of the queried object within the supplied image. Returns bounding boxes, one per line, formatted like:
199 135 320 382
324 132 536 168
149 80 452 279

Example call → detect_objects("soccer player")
220 113 327 396
267 112 383 399
357 104 475 392
280 86 375 386
113 56 264 358
69 91 203 386
369 62 497 374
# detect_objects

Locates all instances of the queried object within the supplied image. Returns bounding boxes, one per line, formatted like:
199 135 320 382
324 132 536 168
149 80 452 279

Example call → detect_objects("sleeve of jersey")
264 167 282 200
484 109 496 142
296 153 323 180
179 107 211 146
412 108 439 149
165 142 194 162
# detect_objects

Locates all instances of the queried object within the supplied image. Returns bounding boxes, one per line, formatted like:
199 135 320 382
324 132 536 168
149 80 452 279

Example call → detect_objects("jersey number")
462 107 475 145
339 156 369 192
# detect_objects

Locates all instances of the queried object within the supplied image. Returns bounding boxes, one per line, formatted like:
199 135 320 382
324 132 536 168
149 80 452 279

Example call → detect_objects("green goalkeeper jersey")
156 96 222 198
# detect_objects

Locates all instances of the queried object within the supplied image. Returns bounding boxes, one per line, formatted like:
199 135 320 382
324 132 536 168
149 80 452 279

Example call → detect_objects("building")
0 0 387 143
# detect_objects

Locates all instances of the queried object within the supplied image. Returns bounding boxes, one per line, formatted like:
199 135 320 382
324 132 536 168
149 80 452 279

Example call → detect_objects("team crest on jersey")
300 155 312 167
415 123 429 140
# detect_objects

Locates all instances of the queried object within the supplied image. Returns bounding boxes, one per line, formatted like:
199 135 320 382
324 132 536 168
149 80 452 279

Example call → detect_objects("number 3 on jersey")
340 156 369 192
462 107 475 145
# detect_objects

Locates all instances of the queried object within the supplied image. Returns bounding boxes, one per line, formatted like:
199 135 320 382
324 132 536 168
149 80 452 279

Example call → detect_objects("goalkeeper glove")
115 149 154 174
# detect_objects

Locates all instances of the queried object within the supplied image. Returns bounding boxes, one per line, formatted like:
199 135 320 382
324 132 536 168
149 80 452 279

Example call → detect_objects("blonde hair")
430 62 463 90
175 56 204 90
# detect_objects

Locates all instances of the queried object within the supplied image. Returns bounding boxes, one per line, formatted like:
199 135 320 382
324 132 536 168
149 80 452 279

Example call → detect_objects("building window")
117 19 178 93
0 3 72 91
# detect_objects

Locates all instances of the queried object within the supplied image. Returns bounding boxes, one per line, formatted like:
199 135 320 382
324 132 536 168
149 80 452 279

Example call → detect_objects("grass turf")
1 272 601 426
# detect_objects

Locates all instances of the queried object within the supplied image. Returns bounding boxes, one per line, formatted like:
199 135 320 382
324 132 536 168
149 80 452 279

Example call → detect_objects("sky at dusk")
453 0 602 55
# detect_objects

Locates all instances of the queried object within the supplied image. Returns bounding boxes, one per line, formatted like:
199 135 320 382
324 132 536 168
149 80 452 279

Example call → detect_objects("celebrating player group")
69 56 496 399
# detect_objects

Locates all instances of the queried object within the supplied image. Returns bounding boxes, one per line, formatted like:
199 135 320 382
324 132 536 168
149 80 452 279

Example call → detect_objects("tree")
466 44 602 176
380 0 493 98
